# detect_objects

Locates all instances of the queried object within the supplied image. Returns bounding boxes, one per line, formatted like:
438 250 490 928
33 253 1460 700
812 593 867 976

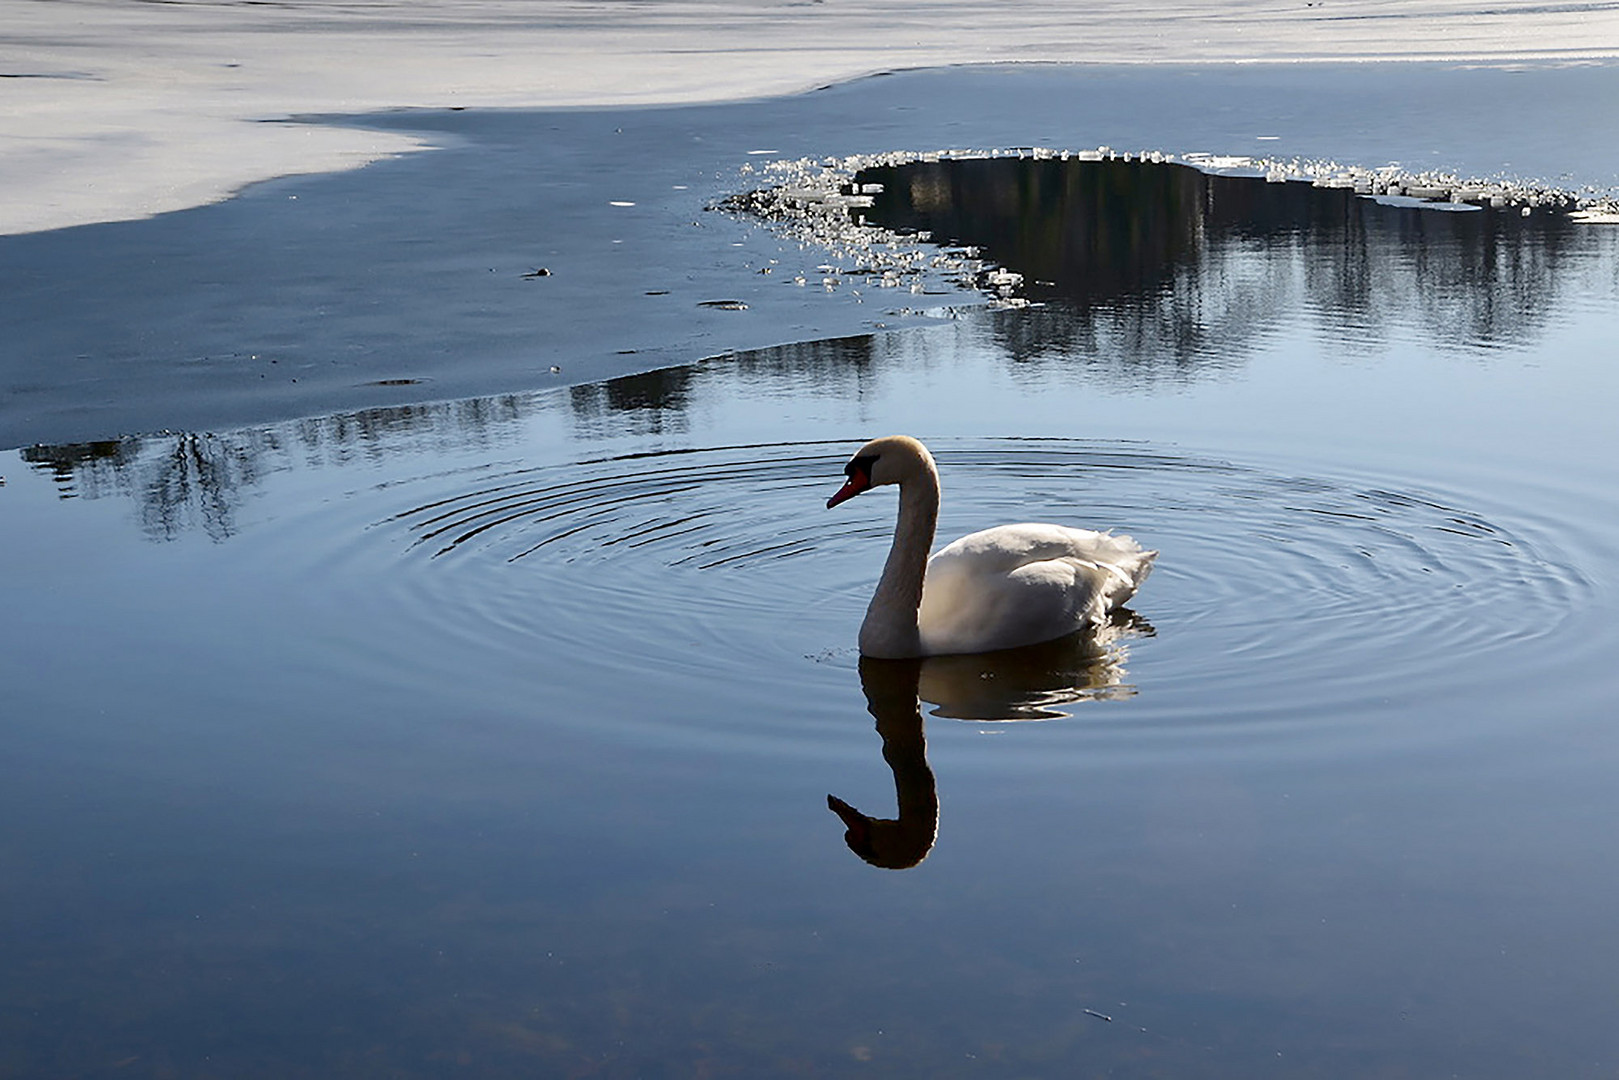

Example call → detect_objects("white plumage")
827 436 1155 658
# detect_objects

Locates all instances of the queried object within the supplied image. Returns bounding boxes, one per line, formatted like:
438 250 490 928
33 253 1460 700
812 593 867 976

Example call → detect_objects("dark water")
6 79 1619 1078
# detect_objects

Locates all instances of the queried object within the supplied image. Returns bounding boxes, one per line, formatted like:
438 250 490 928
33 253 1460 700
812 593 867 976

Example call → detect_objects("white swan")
827 436 1156 658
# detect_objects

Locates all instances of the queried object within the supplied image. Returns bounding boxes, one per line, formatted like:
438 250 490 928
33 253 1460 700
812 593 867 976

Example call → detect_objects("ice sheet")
3 0 1617 236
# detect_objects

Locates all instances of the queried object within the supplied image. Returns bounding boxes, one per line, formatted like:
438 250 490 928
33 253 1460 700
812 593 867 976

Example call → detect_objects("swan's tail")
1097 534 1157 608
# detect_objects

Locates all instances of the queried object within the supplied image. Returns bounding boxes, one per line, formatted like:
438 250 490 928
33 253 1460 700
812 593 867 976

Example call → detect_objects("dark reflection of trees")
22 435 262 541
727 333 880 385
19 334 884 540
567 367 694 437
20 395 532 541
856 157 1594 376
290 393 530 466
863 158 1210 307
567 334 883 435
22 439 137 492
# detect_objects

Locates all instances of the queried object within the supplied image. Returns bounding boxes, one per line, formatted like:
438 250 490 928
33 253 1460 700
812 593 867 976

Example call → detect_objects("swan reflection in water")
829 620 1146 869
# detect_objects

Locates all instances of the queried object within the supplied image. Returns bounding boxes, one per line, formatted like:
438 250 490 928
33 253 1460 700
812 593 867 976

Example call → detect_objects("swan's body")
827 436 1155 659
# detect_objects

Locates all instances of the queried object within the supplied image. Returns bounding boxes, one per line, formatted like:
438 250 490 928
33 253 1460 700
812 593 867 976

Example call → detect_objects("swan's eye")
846 454 877 481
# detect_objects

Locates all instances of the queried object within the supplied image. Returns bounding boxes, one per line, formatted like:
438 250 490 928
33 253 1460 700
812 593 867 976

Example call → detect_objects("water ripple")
365 437 1587 741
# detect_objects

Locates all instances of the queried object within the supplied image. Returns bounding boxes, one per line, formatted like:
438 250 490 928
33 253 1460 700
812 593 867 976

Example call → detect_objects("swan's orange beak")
827 470 870 508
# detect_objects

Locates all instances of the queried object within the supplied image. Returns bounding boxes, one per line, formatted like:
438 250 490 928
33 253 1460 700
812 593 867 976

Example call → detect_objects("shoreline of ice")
4 0 1618 237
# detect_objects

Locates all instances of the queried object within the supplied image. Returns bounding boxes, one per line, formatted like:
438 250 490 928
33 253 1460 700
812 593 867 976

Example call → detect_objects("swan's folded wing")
918 524 1155 654
931 524 1154 586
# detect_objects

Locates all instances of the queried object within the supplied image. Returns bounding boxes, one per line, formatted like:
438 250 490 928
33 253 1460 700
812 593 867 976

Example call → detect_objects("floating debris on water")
697 299 749 310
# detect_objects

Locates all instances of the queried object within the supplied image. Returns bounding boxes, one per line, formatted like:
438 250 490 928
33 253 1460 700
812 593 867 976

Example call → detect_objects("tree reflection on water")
17 157 1602 536
20 395 532 540
856 155 1591 375
23 434 264 542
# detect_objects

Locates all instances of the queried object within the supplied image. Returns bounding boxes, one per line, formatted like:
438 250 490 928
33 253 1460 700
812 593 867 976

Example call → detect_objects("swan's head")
827 793 932 870
826 435 936 508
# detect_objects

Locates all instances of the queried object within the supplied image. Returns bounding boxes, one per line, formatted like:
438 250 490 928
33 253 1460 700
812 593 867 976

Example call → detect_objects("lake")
3 64 1618 1078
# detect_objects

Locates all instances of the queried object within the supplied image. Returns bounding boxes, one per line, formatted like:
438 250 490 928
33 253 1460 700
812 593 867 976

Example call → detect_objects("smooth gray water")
4 68 1619 1079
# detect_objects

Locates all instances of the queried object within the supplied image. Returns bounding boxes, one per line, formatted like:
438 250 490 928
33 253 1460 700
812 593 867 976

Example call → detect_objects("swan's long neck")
859 460 939 659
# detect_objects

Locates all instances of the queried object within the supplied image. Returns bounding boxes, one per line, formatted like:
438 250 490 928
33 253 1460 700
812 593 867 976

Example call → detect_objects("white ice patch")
1 0 1616 235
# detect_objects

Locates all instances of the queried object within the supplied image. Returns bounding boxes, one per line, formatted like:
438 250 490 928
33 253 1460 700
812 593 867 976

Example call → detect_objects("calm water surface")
5 159 1619 1075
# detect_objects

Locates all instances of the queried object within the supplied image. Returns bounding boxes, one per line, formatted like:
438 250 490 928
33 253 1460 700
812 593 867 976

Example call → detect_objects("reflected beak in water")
827 466 871 509
827 794 871 844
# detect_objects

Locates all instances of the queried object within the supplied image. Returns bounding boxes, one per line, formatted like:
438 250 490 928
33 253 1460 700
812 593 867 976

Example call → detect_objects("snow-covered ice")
3 0 1617 236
